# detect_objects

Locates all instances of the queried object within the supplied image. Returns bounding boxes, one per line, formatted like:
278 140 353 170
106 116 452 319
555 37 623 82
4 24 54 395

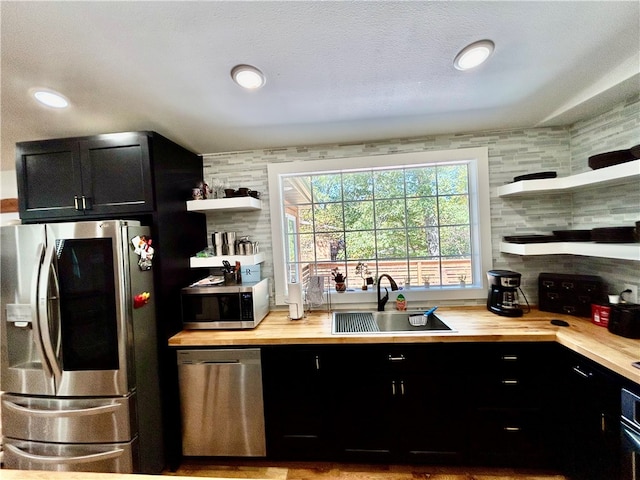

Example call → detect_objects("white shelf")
497 159 640 197
186 196 262 212
190 252 266 268
500 241 640 261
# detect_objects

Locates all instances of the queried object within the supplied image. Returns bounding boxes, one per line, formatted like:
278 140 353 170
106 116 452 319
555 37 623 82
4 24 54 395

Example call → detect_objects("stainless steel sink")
332 310 455 334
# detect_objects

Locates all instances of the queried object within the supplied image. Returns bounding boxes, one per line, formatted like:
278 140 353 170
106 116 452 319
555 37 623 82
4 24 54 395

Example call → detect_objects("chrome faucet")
377 274 399 311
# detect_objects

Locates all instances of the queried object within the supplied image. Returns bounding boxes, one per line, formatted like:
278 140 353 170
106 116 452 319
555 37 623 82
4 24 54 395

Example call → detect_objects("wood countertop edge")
0 470 271 480
169 307 640 385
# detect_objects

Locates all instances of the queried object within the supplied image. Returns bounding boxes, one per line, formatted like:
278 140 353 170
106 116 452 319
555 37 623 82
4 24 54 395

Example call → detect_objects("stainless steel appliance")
486 269 523 317
177 348 266 456
0 220 163 473
621 388 640 480
180 278 269 329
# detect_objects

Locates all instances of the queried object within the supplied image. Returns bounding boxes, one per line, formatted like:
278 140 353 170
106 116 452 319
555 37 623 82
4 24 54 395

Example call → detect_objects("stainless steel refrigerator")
0 220 163 473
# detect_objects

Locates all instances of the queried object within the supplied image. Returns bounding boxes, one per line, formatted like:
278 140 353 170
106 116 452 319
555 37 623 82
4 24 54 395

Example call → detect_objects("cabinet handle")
501 355 518 361
501 379 519 385
572 366 592 379
400 380 405 396
504 426 521 432
388 354 405 362
74 195 80 210
601 413 606 433
82 196 87 210
315 355 320 371
391 380 396 396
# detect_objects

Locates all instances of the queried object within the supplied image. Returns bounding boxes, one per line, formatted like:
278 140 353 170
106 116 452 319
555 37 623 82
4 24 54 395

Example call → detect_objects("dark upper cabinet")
17 132 153 220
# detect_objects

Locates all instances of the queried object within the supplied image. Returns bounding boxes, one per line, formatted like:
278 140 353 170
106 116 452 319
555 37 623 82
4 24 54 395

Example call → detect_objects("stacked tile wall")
201 95 638 307
569 94 640 295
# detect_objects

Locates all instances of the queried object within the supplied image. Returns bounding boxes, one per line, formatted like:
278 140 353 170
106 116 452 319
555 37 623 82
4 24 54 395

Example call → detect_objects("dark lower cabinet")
467 342 560 467
263 344 467 463
262 341 630 477
262 347 333 459
556 347 622 480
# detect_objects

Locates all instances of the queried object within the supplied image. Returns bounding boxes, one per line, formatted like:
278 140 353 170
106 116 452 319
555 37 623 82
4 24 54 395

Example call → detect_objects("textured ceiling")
1 1 639 171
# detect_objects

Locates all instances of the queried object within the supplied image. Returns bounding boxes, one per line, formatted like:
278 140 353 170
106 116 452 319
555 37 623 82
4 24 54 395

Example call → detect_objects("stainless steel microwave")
180 278 269 329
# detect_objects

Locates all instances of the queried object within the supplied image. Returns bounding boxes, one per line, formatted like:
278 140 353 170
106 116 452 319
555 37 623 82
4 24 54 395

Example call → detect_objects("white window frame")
268 147 492 307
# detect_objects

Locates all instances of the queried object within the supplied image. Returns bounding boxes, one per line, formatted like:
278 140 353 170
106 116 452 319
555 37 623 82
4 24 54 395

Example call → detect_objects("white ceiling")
2 1 639 172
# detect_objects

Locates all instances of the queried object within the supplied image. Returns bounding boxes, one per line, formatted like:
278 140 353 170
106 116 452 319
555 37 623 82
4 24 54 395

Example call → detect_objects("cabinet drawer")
470 409 550 464
470 374 546 407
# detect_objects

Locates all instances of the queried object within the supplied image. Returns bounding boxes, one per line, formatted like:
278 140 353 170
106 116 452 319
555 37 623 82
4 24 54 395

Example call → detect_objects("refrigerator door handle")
2 400 120 417
4 443 125 465
37 243 62 384
29 243 56 379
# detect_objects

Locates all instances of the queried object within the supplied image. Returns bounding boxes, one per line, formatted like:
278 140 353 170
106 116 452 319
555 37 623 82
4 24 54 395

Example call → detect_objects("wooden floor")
164 459 568 480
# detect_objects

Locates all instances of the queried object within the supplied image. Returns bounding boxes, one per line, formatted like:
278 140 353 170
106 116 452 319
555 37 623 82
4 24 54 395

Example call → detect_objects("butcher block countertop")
0 471 268 480
169 306 640 385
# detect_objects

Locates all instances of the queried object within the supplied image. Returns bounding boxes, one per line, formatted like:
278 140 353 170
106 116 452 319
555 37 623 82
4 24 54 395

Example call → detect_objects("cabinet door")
262 347 332 459
331 346 394 460
559 351 621 480
16 139 83 220
79 133 153 216
398 370 466 463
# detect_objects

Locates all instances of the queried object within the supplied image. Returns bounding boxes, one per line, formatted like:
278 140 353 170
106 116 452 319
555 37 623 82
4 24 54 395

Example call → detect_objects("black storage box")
538 273 606 317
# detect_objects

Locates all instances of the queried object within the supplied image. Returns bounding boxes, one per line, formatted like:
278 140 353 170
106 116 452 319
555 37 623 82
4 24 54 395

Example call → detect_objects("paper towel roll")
286 282 304 320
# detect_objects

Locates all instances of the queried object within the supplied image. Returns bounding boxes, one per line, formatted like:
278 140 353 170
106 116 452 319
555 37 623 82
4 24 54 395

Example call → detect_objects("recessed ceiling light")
32 89 69 108
231 64 265 89
454 40 495 71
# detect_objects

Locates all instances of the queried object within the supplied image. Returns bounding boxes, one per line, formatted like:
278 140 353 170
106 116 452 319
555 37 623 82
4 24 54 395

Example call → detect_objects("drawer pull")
501 379 519 385
501 355 518 361
388 355 405 362
504 426 521 432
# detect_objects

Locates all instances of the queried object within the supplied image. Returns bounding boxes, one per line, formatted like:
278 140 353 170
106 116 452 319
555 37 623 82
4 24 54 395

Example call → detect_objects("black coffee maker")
487 270 523 317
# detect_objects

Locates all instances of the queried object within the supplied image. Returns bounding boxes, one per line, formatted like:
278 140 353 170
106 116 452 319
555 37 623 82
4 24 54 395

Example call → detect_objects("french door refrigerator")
0 220 163 473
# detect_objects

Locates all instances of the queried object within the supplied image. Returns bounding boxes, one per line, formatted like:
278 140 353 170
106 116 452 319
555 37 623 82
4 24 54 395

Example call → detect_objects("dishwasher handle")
176 348 262 366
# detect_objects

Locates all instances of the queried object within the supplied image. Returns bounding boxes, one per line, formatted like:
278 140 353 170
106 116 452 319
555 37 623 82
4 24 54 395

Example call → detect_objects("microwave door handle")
37 243 62 385
4 443 125 465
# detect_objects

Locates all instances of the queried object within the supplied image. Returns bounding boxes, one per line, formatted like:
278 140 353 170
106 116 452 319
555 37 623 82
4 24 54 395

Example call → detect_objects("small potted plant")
331 267 347 293
458 274 467 287
355 262 372 290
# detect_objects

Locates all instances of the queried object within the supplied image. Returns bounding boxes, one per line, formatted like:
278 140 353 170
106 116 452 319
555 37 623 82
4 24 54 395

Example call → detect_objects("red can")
591 304 611 327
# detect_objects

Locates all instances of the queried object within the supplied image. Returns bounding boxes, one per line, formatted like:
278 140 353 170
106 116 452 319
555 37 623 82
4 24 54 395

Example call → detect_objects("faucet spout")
377 274 399 311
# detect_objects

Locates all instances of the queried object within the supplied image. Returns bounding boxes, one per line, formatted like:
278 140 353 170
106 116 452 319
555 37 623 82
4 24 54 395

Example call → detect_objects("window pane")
406 167 437 197
438 195 470 225
297 204 314 234
440 225 471 256
298 233 316 262
406 197 437 228
283 176 312 205
344 200 374 230
437 165 468 195
375 199 406 229
345 230 376 258
376 229 407 259
312 175 342 202
342 171 373 200
374 170 404 199
313 203 344 232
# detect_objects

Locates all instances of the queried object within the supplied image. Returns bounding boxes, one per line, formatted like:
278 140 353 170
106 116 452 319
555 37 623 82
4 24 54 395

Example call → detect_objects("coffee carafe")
487 270 523 317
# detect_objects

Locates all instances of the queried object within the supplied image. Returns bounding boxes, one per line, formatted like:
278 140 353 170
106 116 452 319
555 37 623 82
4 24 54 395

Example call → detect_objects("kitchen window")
268 147 492 306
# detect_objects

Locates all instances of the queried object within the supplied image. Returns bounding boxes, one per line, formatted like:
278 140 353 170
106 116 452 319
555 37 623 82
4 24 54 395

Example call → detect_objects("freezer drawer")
1 392 136 443
177 348 266 456
3 437 138 473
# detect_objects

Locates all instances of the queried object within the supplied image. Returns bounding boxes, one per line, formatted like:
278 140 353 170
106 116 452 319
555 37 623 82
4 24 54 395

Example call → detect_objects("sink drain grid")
334 312 379 333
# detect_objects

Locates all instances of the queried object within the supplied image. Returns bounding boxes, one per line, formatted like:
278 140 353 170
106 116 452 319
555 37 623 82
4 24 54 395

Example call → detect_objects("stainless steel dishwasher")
177 348 266 456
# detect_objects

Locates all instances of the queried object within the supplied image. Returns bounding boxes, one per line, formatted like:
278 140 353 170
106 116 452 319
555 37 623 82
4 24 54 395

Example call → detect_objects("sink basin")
332 310 455 334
